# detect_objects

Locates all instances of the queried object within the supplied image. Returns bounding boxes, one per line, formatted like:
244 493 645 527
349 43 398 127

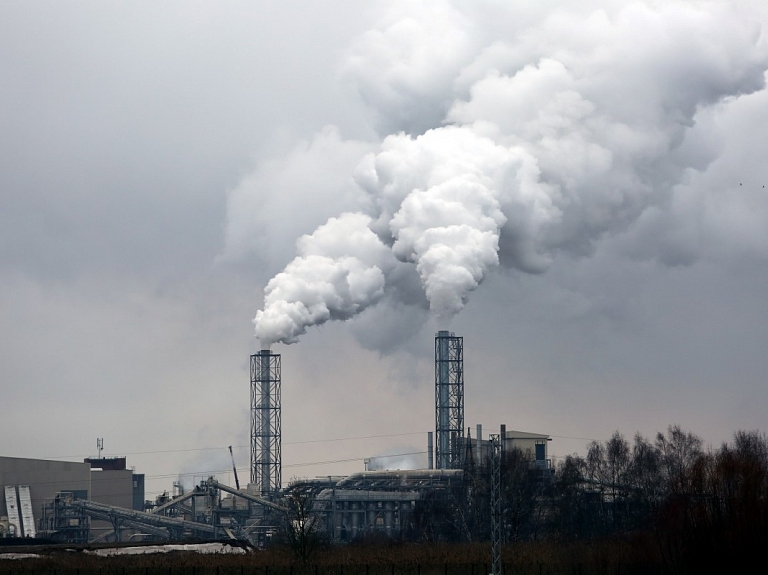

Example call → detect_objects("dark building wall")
89 469 134 539
0 457 91 525
90 470 133 509
84 457 126 471
132 474 145 511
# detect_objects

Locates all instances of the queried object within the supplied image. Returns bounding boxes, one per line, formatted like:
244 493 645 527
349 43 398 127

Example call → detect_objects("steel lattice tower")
250 351 281 495
435 331 464 470
490 433 503 575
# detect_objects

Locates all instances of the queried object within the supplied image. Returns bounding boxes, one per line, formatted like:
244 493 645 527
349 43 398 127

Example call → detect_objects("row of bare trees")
553 425 706 537
409 426 768 567
277 426 768 570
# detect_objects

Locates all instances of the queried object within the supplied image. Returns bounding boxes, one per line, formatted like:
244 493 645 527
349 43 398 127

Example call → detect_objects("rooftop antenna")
97 438 104 459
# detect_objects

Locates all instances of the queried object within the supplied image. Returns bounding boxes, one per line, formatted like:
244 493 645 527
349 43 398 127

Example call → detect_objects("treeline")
410 426 768 570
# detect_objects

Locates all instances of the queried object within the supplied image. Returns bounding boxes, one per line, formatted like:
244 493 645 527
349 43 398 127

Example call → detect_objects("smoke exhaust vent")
435 331 464 469
250 350 281 495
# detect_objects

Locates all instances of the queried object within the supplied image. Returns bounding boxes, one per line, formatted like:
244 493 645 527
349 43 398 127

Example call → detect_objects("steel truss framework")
435 331 464 470
490 434 503 575
251 351 281 495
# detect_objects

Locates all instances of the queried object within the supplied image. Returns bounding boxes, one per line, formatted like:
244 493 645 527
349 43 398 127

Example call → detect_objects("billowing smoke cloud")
254 213 395 347
246 0 768 346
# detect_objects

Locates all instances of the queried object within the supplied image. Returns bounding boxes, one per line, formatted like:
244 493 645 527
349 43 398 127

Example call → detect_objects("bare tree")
550 455 586 539
278 484 327 563
628 432 663 525
502 447 542 542
605 431 631 530
656 425 703 496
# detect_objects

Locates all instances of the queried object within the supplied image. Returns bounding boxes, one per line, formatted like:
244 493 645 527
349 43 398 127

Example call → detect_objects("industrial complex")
1 331 551 545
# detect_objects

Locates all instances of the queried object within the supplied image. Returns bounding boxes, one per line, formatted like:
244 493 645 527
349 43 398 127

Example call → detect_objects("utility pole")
490 433 503 575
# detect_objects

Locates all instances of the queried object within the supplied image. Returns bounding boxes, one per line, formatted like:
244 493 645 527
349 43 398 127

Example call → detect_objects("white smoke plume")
355 127 541 317
248 0 768 346
254 213 395 347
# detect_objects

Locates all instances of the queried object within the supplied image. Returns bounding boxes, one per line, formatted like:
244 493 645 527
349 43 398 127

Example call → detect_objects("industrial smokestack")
436 331 450 469
250 350 281 495
476 424 483 465
435 331 464 469
427 432 434 470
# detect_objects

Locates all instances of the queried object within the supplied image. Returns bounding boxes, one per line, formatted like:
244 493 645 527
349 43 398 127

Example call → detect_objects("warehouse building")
0 455 144 539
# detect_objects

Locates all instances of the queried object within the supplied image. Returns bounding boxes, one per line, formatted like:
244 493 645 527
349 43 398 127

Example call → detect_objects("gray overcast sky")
2 0 768 499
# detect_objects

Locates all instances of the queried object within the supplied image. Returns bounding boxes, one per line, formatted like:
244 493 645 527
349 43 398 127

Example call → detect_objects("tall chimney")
435 331 464 469
427 432 434 470
250 350 281 495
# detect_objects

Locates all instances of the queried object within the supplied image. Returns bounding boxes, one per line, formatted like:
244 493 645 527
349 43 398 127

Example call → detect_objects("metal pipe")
260 350 271 494
476 424 483 465
229 446 240 490
149 490 197 515
437 331 450 469
204 478 287 513
334 469 462 488
73 499 217 534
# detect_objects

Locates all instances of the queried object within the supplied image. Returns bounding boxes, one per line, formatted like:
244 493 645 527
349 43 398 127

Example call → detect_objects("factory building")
86 457 145 511
0 455 144 541
84 457 145 540
501 429 551 467
313 470 462 542
1 330 552 547
0 456 91 538
465 426 552 469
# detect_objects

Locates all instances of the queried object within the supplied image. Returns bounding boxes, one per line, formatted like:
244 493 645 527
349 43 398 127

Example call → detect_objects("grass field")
0 538 665 575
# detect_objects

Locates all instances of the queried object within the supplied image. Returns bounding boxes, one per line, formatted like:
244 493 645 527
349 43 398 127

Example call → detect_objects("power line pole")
490 433 503 575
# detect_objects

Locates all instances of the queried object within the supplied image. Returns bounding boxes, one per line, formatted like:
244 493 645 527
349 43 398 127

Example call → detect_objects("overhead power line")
42 431 430 460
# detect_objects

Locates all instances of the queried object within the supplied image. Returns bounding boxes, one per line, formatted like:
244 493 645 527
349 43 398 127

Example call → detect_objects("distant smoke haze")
366 447 426 471
238 0 768 347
